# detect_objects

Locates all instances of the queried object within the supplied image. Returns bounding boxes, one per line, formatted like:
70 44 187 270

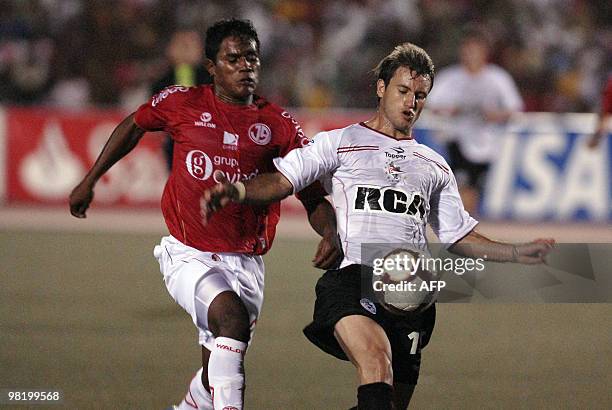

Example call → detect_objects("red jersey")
134 85 310 254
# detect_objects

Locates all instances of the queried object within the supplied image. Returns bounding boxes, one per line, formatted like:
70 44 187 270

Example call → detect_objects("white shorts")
153 235 264 351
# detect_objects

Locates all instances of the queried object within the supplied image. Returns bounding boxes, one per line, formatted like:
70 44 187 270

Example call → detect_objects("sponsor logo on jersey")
281 111 309 147
185 150 213 180
215 343 243 354
194 112 217 128
223 131 239 150
360 298 377 314
248 123 272 145
353 185 425 220
151 85 188 107
213 155 238 168
213 168 259 184
385 147 406 160
185 150 256 182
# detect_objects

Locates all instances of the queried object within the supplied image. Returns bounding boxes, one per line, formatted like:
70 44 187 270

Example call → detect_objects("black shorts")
447 141 489 191
303 265 436 385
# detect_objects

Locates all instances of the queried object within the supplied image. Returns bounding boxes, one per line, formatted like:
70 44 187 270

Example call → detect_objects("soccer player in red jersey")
69 19 340 410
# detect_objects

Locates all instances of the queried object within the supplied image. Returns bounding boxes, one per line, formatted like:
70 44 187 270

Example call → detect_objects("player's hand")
587 132 603 149
69 180 94 218
312 231 343 270
200 170 239 225
513 238 555 264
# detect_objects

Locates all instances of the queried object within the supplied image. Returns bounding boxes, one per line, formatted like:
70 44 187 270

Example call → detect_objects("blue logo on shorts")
360 298 377 315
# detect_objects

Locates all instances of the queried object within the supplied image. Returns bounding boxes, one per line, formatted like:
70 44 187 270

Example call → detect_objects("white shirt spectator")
427 64 523 163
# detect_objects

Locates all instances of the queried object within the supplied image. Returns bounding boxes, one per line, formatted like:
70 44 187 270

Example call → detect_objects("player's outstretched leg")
207 290 250 410
334 315 394 410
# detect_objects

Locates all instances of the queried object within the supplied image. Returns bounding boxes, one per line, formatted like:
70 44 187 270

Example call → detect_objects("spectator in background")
427 27 523 215
588 74 612 149
151 30 212 170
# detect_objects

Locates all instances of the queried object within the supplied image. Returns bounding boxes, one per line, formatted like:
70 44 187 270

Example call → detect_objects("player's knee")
356 349 393 383
208 292 250 342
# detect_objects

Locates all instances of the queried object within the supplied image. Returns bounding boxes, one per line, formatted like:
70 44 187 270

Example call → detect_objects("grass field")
1 230 611 409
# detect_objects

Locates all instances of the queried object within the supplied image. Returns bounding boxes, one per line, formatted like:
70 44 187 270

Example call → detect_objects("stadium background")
1 1 610 409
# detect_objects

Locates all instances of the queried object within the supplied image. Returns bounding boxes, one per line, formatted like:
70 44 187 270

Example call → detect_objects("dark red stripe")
359 122 415 141
185 387 198 408
337 147 379 153
337 145 379 149
413 152 449 173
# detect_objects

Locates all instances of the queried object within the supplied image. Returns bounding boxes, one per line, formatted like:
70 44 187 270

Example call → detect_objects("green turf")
1 231 610 409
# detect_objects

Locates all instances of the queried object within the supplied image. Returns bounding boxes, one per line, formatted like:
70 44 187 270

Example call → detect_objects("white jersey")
274 122 478 268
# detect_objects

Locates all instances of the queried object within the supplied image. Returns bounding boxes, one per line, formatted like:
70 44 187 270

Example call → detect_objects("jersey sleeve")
428 169 478 246
278 110 310 156
273 130 341 194
497 70 524 111
134 85 189 132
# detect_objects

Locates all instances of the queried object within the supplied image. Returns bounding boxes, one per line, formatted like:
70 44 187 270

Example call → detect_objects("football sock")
177 368 212 409
208 337 247 410
357 382 393 410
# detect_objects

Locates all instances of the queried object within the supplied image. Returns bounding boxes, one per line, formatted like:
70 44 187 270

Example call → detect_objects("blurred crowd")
0 0 609 112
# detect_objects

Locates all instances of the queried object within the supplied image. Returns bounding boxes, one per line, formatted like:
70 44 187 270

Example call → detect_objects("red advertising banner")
6 107 167 207
4 106 368 214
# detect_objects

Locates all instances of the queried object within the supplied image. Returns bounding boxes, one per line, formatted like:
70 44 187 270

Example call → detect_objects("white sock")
177 368 213 410
208 337 247 410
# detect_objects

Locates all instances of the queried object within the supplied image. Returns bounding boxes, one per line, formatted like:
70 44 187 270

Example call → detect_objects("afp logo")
185 150 213 180
354 186 425 219
248 123 272 145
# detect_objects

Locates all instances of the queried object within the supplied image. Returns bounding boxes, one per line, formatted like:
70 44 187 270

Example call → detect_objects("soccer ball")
375 248 439 314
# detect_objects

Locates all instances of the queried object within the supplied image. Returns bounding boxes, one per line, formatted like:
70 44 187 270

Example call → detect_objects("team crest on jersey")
360 298 377 315
194 112 216 128
384 160 403 183
248 123 272 145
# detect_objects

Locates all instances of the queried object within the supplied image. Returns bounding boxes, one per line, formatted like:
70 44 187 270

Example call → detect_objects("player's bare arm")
449 229 555 264
69 113 145 218
588 111 610 149
300 196 343 269
201 170 341 268
200 170 291 221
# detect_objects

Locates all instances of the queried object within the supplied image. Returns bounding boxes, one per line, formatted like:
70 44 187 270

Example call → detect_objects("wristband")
233 181 246 203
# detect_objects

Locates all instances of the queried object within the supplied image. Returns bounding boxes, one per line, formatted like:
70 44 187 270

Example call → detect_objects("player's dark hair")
374 43 435 91
205 18 260 62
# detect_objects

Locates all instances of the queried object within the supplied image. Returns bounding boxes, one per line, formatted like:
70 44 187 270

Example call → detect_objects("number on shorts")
407 331 420 354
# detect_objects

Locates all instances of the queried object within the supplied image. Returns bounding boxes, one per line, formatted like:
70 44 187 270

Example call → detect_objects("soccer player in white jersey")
201 43 554 409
